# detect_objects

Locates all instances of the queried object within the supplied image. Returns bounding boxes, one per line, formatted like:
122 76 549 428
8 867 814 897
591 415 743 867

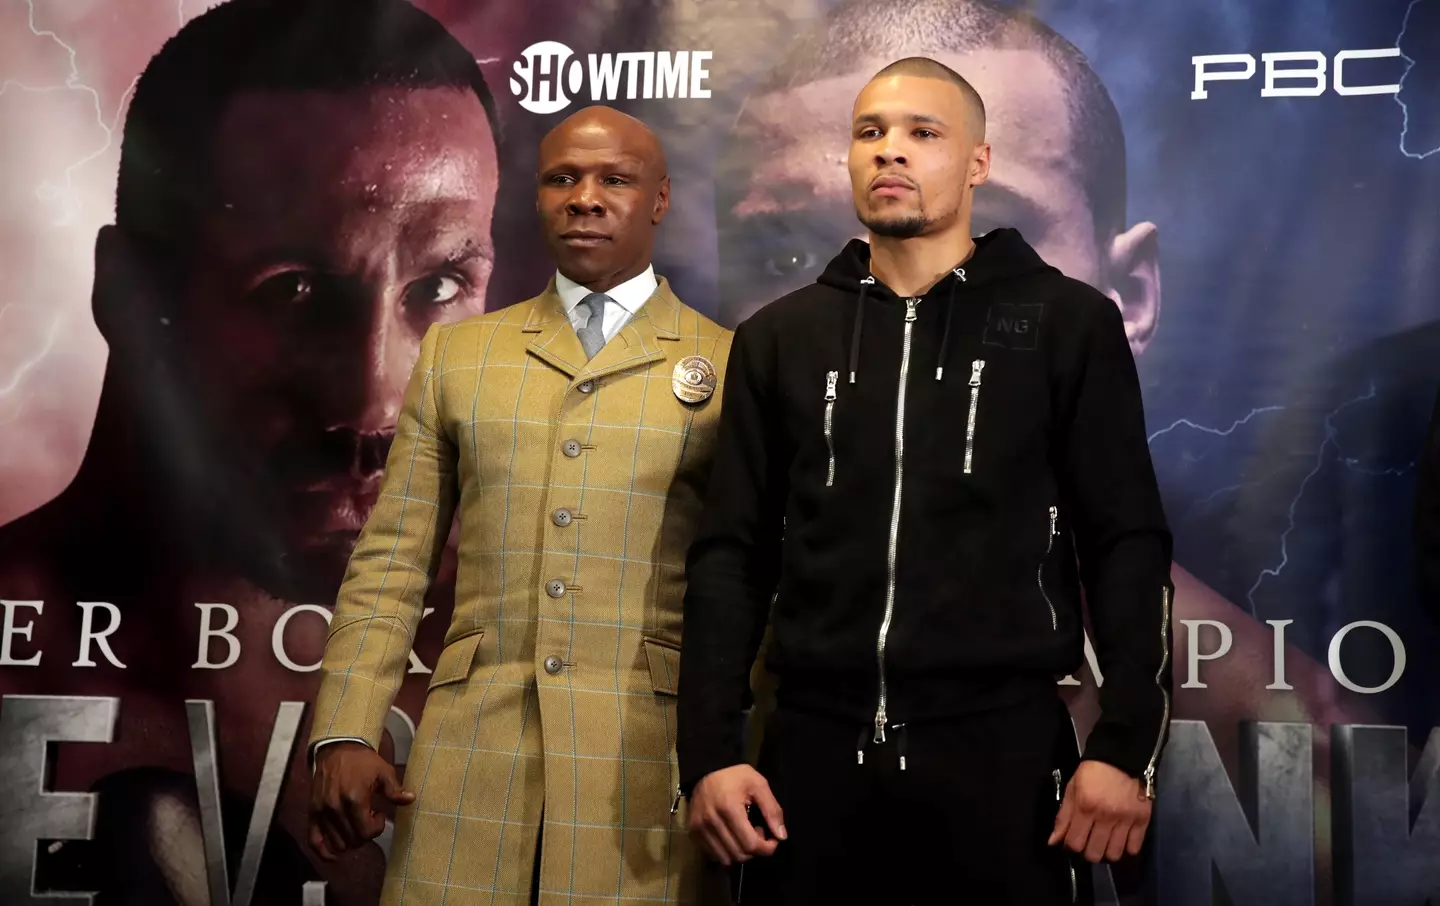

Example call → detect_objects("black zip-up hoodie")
678 229 1175 793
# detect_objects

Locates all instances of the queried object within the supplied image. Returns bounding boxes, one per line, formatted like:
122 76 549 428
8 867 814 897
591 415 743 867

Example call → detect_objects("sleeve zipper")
824 370 839 487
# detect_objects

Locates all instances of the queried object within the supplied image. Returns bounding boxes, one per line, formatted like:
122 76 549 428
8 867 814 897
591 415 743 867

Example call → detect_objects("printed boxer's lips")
292 480 381 534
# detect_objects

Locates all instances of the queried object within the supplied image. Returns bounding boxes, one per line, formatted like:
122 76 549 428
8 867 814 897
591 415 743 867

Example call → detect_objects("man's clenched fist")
308 741 416 861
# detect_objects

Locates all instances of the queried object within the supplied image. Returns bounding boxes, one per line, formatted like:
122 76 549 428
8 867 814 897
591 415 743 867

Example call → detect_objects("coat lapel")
522 279 587 379
523 275 685 382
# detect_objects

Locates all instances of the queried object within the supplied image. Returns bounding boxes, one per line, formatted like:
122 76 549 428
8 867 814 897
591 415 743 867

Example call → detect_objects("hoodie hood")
816 228 1055 384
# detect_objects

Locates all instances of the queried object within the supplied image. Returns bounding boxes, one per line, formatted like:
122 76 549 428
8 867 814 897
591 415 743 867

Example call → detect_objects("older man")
308 106 731 905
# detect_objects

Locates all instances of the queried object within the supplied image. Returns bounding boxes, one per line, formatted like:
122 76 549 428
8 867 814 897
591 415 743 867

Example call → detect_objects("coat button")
544 655 563 675
562 439 582 458
546 579 567 598
578 380 595 394
553 508 573 527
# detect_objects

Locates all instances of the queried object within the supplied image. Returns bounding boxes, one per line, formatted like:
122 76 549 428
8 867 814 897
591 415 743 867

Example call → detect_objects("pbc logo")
510 41 714 115
1191 48 1403 99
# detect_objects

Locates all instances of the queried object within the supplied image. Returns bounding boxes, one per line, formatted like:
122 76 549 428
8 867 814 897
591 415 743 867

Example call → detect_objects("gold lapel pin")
672 355 717 404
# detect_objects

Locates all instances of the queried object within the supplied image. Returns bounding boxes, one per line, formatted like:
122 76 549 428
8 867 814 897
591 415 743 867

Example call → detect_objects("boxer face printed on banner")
715 46 1159 356
92 85 497 601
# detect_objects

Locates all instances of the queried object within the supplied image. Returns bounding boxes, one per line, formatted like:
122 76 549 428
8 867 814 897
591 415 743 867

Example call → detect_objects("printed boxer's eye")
407 274 465 308
762 249 818 278
248 271 314 309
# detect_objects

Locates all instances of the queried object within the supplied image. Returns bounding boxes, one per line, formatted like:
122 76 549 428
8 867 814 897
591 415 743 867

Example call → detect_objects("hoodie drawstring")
935 266 966 382
849 276 874 384
851 268 967 385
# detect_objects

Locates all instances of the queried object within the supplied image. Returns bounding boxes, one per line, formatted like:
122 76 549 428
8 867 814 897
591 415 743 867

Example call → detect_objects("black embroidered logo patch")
983 303 1043 351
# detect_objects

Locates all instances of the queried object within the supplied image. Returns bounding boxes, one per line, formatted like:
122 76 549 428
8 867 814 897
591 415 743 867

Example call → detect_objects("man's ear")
969 142 992 189
92 225 178 354
92 225 131 345
653 174 671 225
1103 220 1160 356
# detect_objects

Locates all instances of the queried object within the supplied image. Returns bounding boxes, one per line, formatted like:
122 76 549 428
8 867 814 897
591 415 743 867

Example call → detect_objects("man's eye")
762 249 819 278
407 274 465 308
249 272 314 308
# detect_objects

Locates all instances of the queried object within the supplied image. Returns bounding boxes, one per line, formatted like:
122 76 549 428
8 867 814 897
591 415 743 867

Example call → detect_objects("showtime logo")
510 41 713 114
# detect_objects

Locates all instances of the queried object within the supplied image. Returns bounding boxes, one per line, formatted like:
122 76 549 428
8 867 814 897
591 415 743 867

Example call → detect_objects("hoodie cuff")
678 737 746 798
1081 722 1162 784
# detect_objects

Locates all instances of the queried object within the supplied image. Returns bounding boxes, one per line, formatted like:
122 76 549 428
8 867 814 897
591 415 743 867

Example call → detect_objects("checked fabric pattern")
311 277 733 905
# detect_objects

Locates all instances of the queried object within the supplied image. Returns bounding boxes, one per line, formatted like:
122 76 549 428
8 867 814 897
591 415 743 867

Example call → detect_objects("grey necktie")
575 291 610 359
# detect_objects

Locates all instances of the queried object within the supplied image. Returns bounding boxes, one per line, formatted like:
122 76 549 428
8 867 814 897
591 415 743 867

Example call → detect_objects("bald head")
535 105 671 291
541 104 667 181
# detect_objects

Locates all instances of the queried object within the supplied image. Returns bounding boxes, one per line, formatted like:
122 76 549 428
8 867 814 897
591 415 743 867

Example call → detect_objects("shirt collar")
555 265 658 317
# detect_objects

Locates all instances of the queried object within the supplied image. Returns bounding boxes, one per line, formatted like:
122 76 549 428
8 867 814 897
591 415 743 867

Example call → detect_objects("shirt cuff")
309 737 370 774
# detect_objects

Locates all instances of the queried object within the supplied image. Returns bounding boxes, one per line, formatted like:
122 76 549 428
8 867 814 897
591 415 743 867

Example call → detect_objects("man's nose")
875 132 907 167
565 177 606 216
311 294 408 435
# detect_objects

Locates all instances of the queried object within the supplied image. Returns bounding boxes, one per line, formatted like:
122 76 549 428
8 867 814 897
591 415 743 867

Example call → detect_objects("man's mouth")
560 229 610 247
870 174 917 197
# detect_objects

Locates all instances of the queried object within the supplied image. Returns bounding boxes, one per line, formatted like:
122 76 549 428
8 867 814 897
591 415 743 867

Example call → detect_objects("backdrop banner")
1 0 1438 903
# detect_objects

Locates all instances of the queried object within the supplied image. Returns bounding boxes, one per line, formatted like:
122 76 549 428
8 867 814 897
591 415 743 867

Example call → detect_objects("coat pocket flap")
642 636 681 696
427 630 485 690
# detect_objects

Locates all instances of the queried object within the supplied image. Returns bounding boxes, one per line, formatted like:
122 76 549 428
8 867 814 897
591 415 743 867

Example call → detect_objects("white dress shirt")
555 264 657 345
310 265 660 767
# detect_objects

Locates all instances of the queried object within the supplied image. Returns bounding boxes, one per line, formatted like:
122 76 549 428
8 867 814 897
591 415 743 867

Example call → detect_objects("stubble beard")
858 196 930 239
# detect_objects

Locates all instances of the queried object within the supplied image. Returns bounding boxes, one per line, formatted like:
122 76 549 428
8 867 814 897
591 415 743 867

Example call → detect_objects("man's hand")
685 765 787 867
308 742 416 861
1048 760 1152 863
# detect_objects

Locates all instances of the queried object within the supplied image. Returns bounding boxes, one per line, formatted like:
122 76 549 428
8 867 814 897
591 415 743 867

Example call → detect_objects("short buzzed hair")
116 0 498 260
871 56 987 138
750 0 1127 238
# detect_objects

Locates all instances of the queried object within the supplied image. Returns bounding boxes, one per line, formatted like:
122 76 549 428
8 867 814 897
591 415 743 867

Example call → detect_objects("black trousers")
736 693 1094 906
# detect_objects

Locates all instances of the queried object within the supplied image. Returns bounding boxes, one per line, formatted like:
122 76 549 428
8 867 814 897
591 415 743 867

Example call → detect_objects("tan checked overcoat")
311 277 732 905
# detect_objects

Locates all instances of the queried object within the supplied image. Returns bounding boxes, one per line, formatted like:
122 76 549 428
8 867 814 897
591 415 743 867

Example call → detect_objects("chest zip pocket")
1039 506 1059 630
963 359 986 474
824 370 839 486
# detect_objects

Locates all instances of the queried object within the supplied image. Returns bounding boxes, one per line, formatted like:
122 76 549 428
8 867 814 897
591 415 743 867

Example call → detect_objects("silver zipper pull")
873 708 887 744
1053 768 1063 801
968 359 985 386
825 370 838 401
1049 506 1058 538
1143 766 1157 800
953 267 967 282
671 785 682 815
904 298 918 322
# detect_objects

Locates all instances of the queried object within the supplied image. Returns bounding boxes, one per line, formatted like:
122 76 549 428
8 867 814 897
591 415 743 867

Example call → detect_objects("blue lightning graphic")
1244 385 1385 614
1146 405 1285 445
1396 0 1440 160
